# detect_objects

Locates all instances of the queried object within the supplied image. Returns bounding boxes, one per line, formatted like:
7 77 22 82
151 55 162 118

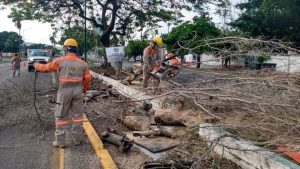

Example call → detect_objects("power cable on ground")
33 71 43 122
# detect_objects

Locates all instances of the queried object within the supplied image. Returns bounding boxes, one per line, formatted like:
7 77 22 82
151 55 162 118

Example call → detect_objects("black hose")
33 71 43 122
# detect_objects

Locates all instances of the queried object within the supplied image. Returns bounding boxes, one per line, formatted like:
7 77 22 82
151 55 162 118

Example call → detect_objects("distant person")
34 38 91 148
142 37 163 93
223 55 231 68
12 53 21 77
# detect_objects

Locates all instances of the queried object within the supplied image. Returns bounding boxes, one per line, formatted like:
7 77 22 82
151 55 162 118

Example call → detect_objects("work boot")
53 135 65 148
72 134 83 146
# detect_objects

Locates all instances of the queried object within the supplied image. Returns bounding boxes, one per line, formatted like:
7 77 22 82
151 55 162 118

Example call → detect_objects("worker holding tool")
34 38 91 148
142 37 163 92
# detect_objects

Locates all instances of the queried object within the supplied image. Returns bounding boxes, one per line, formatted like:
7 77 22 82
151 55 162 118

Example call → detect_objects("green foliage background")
231 0 300 46
0 31 23 53
125 40 149 61
58 26 98 56
163 16 221 55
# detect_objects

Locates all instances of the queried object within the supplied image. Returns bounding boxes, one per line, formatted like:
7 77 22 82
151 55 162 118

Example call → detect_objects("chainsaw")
148 53 182 84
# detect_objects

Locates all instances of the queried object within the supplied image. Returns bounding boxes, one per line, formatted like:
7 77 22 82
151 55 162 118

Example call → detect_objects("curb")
83 114 118 169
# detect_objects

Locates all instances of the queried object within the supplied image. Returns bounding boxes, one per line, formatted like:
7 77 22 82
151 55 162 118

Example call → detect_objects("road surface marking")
83 114 118 169
59 148 64 169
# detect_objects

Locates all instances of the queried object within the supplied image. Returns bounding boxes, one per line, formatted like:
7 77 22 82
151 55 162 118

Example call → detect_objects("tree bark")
196 54 201 68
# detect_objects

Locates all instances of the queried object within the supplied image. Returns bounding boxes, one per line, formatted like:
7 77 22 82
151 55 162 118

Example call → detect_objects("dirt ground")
85 83 152 169
88 65 300 167
85 75 240 169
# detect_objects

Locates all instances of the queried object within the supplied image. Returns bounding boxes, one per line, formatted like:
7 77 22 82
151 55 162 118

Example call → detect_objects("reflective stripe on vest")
59 77 83 83
72 117 83 123
55 120 68 126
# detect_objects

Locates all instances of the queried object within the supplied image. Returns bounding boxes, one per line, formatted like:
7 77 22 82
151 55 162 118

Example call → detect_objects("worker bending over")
34 38 91 148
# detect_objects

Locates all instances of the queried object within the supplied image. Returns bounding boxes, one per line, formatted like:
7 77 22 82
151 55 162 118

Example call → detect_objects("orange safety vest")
34 53 91 92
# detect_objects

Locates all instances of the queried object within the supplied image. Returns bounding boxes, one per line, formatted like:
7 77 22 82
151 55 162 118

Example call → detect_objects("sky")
0 9 53 45
0 0 240 45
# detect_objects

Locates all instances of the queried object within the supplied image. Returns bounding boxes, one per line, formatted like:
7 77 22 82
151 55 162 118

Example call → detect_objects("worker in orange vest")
142 37 163 92
34 38 91 148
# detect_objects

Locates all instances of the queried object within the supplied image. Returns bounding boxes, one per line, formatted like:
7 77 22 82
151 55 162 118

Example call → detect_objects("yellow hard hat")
63 38 78 47
153 37 163 45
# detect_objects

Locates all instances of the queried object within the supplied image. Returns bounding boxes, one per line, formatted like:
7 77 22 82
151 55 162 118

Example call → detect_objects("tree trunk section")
100 34 110 67
196 54 201 68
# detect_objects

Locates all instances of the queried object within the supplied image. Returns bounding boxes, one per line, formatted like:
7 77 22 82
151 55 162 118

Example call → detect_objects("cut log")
121 63 142 85
199 123 299 169
123 116 151 131
132 63 143 75
133 130 160 137
154 109 186 126
132 101 155 116
158 126 177 139
133 126 177 139
154 115 186 126
121 73 136 85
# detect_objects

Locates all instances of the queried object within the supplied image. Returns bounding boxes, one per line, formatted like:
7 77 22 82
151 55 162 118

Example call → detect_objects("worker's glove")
33 61 39 68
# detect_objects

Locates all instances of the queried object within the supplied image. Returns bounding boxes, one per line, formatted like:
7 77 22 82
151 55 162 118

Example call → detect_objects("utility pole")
84 0 87 61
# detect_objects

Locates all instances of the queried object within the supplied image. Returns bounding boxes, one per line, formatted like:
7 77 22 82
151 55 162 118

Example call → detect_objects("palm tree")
15 20 22 56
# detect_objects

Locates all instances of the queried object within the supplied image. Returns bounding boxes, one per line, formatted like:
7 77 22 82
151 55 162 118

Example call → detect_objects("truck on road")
27 49 52 72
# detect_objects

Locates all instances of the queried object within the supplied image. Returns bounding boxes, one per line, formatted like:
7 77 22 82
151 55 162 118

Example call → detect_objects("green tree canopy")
231 0 300 46
0 31 23 53
58 26 97 56
163 16 221 55
125 40 149 61
2 0 229 64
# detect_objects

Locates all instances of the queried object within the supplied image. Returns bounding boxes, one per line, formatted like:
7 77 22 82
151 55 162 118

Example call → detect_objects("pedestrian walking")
12 53 21 77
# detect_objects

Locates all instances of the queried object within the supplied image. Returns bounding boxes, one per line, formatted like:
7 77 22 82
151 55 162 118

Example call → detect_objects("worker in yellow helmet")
34 38 91 148
142 37 163 93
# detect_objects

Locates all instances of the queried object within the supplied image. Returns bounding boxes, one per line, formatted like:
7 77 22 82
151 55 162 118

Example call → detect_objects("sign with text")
105 46 125 62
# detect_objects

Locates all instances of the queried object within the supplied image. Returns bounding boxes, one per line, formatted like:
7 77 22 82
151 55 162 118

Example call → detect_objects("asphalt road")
0 61 101 169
